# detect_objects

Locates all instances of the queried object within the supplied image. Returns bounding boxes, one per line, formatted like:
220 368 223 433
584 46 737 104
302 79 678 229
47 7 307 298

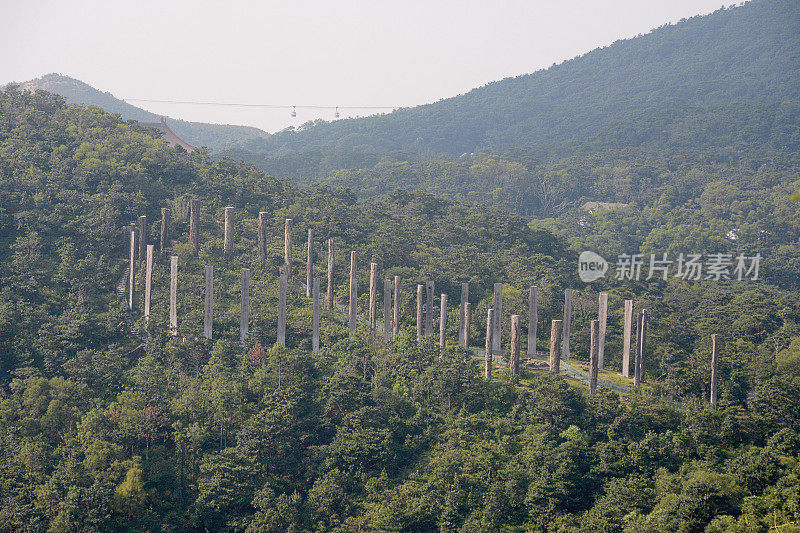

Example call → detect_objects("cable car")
334 106 340 118
291 106 296 118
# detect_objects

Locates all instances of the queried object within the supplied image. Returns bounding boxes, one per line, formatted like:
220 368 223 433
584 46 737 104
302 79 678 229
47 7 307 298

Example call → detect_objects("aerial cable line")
124 98 398 111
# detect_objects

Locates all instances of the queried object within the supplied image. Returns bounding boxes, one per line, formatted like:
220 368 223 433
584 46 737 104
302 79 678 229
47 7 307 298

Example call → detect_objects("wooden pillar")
138 215 147 261
510 314 521 376
128 229 135 310
278 271 287 346
439 293 448 349
710 334 719 408
223 207 234 254
348 251 357 336
383 279 392 342
527 286 538 356
240 268 250 345
492 283 503 354
459 282 469 347
561 289 573 360
416 284 424 342
622 300 634 378
312 277 320 355
485 308 495 380
589 320 599 395
204 265 213 340
464 302 472 348
306 228 314 298
189 199 199 256
284 218 293 279
368 262 377 331
425 281 434 337
393 275 400 338
258 212 268 260
144 245 154 325
550 319 563 373
598 292 608 369
169 255 177 336
160 207 169 254
634 309 647 386
326 239 334 310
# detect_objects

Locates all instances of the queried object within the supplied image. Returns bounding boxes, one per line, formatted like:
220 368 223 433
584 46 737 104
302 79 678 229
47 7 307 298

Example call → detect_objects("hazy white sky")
2 0 725 133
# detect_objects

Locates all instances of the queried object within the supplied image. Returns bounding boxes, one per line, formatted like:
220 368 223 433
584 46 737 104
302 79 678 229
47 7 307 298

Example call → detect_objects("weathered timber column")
204 265 213 340
492 283 503 354
128 229 136 310
459 283 469 347
622 300 634 377
550 320 563 373
224 207 234 254
561 289 573 360
284 218 293 279
258 212 268 260
169 255 177 335
383 279 392 342
639 308 648 384
589 320 599 395
312 277 320 354
416 284 424 341
144 245 154 324
326 239 335 310
598 292 608 369
278 271 287 345
710 334 719 408
160 207 169 254
510 314 521 376
485 308 495 380
393 275 400 338
189 199 199 256
240 268 250 345
528 286 538 356
348 251 357 336
138 215 147 261
439 293 448 349
306 228 314 298
464 302 472 347
368 262 378 331
425 281 435 337
634 309 647 386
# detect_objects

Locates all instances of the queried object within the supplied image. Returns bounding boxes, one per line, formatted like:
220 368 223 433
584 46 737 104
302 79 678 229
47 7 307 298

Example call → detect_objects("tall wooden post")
459 282 469 347
326 239 335 310
189 199 199 256
528 286 538 356
598 292 608 369
416 284 424 342
550 320 563 373
622 300 634 378
278 271 287 346
492 283 503 354
561 289 573 360
368 262 377 331
439 293 448 349
710 334 719 408
348 251 357 336
510 314 521 376
485 308 495 380
393 275 400 338
204 265 213 340
589 320 599 395
284 218 293 279
224 207 234 254
634 309 647 386
425 281 434 337
306 228 314 298
258 212 268 260
464 302 472 348
169 255 177 335
383 279 392 342
144 245 154 325
160 207 169 254
138 215 147 261
312 277 320 355
240 268 250 345
128 229 135 310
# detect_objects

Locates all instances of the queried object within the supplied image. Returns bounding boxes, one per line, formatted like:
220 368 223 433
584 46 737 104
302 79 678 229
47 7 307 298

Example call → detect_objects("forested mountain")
2 84 800 531
16 73 269 151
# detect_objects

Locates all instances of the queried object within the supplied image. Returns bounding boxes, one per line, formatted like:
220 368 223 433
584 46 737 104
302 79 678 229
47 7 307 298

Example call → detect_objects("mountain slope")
17 73 269 151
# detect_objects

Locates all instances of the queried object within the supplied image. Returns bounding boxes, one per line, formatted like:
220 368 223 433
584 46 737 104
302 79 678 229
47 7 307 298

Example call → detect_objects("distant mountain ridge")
16 73 269 151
